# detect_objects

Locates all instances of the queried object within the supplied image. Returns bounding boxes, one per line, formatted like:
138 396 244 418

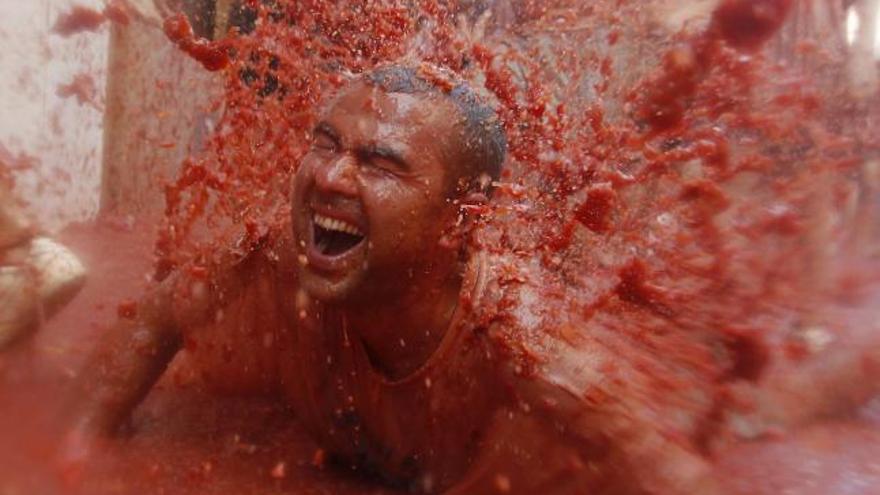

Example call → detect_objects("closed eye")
365 154 403 174
359 146 409 175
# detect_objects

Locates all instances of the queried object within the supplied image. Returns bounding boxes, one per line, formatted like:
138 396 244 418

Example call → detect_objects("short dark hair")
364 64 507 194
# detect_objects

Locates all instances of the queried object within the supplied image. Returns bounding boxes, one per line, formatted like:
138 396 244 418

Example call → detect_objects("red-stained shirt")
277 253 504 491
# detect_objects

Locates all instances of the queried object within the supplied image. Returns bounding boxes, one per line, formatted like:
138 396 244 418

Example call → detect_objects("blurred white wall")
0 0 108 231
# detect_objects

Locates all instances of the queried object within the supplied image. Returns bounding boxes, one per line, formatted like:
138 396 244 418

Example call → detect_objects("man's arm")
69 277 182 436
467 314 723 495
496 365 721 494
450 321 880 495
67 240 266 437
444 378 719 495
56 271 186 483
470 300 880 495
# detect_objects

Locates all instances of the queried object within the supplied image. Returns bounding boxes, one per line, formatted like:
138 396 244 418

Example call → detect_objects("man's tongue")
315 225 363 256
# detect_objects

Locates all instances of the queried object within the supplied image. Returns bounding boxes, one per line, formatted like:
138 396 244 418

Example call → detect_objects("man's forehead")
322 82 461 133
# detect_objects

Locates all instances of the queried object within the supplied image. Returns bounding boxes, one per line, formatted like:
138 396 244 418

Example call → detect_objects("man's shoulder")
227 225 298 279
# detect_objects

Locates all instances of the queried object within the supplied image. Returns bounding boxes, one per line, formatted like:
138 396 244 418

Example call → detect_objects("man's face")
291 82 466 303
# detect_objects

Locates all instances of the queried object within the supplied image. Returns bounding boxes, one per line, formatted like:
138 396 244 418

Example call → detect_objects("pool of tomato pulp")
1 0 880 493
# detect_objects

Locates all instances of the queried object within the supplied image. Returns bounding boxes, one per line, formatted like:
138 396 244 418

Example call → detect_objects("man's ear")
438 190 490 251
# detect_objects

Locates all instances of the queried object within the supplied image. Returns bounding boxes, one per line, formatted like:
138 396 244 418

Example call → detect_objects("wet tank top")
277 254 502 492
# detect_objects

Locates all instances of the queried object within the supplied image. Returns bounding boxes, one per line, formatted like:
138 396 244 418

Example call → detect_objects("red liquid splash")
150 1 880 491
163 13 230 72
3 0 879 493
52 6 106 37
103 0 132 27
56 73 100 110
713 0 794 51
52 2 133 37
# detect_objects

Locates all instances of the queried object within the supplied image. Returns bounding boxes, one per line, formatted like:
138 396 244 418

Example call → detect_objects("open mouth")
312 213 365 257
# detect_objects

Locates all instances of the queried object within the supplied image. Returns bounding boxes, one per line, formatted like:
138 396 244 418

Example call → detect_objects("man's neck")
339 270 463 380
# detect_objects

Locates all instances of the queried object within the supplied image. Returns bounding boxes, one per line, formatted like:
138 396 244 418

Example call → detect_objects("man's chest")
275 306 502 490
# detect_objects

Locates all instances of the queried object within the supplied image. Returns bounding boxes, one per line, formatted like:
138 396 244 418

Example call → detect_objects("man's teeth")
314 214 363 236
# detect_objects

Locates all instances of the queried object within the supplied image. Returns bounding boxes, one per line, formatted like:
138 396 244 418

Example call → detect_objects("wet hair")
364 65 507 194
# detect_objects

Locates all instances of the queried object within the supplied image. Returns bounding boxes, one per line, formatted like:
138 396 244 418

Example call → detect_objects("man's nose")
314 153 358 197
